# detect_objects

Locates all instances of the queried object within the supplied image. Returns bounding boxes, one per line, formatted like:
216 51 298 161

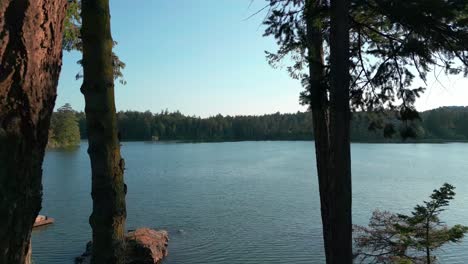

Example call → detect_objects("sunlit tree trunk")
0 0 67 263
305 0 352 263
80 0 127 263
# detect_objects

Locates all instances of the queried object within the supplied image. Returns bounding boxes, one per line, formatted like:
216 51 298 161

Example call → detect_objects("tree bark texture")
80 0 127 263
0 0 66 263
305 0 352 263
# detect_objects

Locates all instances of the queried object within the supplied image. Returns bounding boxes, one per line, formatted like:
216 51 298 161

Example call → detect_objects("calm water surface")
32 141 468 263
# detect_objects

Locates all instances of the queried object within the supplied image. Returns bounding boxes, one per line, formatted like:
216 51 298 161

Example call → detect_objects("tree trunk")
80 0 127 263
305 0 352 263
0 0 67 263
328 0 352 262
304 0 332 261
24 241 32 264
426 220 431 264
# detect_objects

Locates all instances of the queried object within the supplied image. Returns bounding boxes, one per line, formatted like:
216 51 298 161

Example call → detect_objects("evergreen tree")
76 107 468 142
261 0 468 263
49 104 81 148
354 184 468 263
63 0 126 84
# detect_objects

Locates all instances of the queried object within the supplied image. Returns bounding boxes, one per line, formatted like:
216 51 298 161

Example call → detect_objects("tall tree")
0 0 67 263
262 0 467 263
354 184 468 263
328 0 352 262
80 0 127 263
49 103 81 148
264 0 353 261
303 0 335 261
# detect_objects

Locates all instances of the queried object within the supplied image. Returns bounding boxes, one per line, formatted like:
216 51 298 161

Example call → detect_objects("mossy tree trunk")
0 0 67 263
80 0 127 263
305 0 352 263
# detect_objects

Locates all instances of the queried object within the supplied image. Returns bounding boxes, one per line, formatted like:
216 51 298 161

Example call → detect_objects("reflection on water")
33 141 468 263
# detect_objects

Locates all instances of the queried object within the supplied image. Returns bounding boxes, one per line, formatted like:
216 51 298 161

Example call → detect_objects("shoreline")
76 139 468 144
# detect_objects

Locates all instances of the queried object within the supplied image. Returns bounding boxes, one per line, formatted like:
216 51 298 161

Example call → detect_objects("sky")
56 0 468 117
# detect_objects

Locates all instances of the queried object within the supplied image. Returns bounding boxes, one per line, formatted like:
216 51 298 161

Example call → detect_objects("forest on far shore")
50 105 468 148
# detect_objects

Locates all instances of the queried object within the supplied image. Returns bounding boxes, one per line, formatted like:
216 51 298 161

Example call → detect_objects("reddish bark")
0 0 67 262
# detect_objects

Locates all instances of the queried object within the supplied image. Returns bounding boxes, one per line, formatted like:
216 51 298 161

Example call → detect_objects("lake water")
32 141 468 263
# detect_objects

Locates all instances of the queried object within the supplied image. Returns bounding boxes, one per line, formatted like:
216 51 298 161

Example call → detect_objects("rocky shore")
75 228 169 264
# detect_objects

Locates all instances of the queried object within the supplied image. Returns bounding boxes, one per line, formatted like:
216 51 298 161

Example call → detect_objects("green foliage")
397 184 467 263
73 106 468 142
354 184 468 263
359 106 468 141
114 110 313 141
63 0 81 52
63 0 126 84
262 0 468 136
48 104 80 148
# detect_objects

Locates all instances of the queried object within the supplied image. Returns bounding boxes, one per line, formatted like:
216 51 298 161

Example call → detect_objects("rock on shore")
75 228 169 264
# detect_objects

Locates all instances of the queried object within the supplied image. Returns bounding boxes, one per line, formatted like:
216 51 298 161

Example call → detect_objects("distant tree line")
70 106 468 142
351 106 468 142
76 110 314 142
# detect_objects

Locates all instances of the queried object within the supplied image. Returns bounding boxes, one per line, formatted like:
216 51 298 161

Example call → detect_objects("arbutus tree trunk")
0 0 67 263
80 0 127 263
305 0 352 263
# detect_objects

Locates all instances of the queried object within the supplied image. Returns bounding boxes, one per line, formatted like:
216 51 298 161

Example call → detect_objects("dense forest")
64 106 468 143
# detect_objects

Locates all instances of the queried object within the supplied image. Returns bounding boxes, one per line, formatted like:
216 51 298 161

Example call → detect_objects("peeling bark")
80 0 127 263
0 0 67 263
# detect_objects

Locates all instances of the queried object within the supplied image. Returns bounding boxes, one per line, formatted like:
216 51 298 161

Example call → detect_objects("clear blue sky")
56 0 468 117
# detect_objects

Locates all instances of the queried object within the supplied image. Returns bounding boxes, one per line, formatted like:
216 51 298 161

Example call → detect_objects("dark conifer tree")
261 0 468 263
